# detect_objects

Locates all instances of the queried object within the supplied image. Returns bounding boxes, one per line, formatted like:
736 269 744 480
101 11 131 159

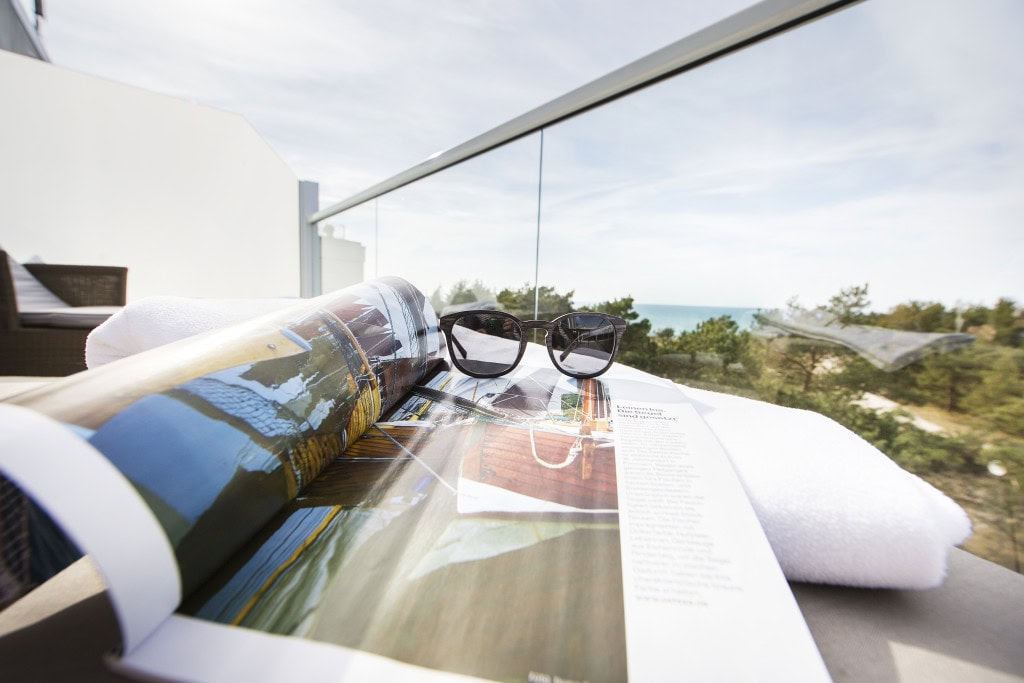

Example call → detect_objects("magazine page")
0 403 179 654
116 344 827 683
0 277 441 653
609 385 831 681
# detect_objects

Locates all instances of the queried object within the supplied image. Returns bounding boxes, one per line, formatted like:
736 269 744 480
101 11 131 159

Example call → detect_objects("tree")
652 327 679 352
914 348 985 412
963 350 1023 415
496 283 574 319
449 281 480 306
879 301 952 332
957 304 991 330
825 283 872 325
769 337 840 392
433 280 496 312
684 315 749 366
991 399 1024 438
992 298 1020 347
429 285 445 313
590 296 655 370
832 354 924 404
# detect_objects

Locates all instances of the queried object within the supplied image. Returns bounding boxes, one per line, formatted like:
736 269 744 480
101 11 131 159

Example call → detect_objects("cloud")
42 0 753 198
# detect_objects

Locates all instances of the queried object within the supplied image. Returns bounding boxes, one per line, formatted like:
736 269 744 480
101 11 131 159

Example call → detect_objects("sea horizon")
631 303 763 333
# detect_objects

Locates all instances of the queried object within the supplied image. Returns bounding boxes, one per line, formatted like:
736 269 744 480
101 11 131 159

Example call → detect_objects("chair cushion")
19 306 121 328
5 253 69 311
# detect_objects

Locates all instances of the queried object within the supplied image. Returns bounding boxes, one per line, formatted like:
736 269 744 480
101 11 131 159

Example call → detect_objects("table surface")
1 549 1022 683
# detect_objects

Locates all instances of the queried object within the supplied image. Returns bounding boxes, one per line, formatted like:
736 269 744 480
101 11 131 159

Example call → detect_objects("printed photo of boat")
180 360 629 683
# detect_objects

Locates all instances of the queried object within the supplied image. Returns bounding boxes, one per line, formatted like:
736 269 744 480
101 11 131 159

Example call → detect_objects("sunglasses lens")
449 312 523 376
550 314 618 377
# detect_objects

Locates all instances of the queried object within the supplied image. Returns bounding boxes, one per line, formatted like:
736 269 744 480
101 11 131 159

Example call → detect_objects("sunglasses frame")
438 310 628 379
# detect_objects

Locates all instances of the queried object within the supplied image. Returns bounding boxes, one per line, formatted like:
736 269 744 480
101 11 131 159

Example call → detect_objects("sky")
23 0 1024 311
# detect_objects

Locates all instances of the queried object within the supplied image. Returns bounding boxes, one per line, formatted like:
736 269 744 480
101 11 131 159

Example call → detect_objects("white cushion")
5 253 69 311
19 305 121 329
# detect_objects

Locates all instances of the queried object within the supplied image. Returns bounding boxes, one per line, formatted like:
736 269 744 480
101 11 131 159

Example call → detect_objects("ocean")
632 303 761 334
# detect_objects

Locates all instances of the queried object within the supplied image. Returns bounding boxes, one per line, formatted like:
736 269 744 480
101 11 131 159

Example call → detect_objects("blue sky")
27 0 1024 311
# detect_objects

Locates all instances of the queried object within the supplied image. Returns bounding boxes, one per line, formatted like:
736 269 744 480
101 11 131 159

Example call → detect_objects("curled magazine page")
0 404 179 654
0 278 441 663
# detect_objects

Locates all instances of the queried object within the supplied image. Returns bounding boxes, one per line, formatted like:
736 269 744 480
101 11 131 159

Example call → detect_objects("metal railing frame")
309 0 863 227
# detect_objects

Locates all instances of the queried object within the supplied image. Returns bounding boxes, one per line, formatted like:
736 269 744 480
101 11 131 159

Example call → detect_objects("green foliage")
992 399 1024 438
431 279 495 312
985 439 1024 476
959 304 991 330
766 336 844 393
471 281 1021 485
560 392 583 421
496 283 575 319
914 348 986 412
890 428 984 474
771 385 982 474
590 296 655 370
682 316 740 362
826 283 872 324
878 301 954 332
590 296 640 322
449 282 480 305
831 354 925 404
992 298 1020 347
963 349 1023 413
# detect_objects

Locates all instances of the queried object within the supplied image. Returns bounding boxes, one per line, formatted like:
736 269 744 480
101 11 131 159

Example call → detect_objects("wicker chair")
1 251 125 607
0 250 127 376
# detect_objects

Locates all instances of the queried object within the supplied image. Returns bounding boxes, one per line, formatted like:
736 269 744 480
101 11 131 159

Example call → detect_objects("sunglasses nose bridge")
520 320 553 344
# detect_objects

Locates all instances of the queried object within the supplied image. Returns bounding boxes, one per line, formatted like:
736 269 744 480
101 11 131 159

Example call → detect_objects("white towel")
82 296 971 590
679 385 971 590
85 296 297 367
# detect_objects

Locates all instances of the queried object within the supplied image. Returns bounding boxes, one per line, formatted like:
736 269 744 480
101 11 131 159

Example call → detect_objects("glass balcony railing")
316 0 1023 574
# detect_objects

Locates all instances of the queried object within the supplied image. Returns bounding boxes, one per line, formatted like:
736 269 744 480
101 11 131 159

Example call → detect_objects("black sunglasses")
438 310 627 379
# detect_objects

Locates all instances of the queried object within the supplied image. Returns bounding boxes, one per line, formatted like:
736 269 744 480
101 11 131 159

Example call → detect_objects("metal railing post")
298 180 321 297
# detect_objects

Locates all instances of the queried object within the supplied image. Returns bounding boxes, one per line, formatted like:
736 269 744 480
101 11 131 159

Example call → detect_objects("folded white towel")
81 297 971 590
85 296 297 367
679 385 971 590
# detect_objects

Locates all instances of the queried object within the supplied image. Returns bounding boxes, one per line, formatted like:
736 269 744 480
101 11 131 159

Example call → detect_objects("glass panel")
376 134 542 316
318 0 1023 575
319 200 376 293
539 0 1023 573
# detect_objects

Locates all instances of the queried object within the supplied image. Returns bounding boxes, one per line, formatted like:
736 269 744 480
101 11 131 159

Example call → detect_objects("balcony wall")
0 49 300 300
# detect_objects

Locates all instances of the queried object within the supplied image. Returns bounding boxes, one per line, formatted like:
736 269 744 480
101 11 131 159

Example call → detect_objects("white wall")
0 49 301 300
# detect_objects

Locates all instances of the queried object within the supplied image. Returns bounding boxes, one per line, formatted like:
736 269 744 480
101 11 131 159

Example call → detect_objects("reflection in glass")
318 0 1022 574
325 133 543 314
534 0 1023 574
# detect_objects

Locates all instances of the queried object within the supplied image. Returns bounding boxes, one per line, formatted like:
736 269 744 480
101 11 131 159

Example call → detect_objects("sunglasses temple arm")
451 335 469 360
557 328 616 362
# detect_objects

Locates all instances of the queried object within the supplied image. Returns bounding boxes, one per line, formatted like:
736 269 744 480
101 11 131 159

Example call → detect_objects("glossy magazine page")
1 277 440 634
175 363 627 682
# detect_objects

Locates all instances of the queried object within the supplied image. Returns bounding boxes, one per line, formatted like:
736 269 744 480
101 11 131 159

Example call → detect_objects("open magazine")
0 277 830 682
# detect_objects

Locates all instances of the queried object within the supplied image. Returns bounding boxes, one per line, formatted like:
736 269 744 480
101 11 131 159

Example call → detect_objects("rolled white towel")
679 385 972 590
85 296 297 368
